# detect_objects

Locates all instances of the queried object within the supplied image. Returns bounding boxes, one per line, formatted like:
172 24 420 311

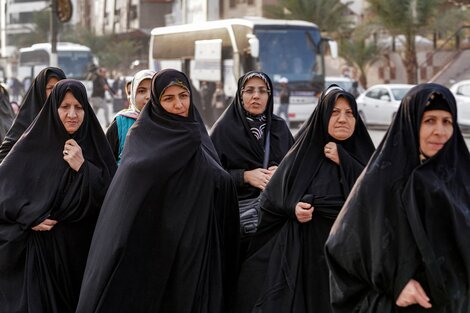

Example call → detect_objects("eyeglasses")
242 87 270 96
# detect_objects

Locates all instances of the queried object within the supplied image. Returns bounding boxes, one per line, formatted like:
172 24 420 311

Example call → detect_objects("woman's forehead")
162 84 188 95
244 77 267 87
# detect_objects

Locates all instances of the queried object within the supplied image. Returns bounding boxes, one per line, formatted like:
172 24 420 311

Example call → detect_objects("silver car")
357 84 414 126
450 80 470 131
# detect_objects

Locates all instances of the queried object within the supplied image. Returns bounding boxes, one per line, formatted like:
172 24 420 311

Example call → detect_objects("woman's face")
46 77 59 98
242 77 269 115
159 85 190 117
419 109 453 158
134 79 151 111
58 91 85 134
328 97 356 141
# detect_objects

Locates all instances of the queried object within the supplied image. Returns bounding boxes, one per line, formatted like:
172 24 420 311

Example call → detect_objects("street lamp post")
1 0 6 58
50 0 58 67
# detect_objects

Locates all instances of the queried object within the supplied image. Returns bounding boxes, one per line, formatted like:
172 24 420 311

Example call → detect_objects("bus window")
255 28 321 83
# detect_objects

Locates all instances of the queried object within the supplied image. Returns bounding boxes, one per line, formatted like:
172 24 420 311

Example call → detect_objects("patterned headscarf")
240 72 271 142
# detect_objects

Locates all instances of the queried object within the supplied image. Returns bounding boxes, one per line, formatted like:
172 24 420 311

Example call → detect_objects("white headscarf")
118 69 155 118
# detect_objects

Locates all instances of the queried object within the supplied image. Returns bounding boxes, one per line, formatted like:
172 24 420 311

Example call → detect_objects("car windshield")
391 88 411 101
256 27 321 83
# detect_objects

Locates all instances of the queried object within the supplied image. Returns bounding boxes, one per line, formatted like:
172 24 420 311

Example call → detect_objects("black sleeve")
228 169 245 187
105 120 119 161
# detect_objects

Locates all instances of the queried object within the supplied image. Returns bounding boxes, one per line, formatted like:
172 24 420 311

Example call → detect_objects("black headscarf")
0 84 14 142
0 67 66 163
76 69 240 313
0 79 116 313
325 83 470 312
210 71 294 200
232 85 375 312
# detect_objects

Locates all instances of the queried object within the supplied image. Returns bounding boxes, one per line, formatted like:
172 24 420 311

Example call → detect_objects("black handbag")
238 131 270 236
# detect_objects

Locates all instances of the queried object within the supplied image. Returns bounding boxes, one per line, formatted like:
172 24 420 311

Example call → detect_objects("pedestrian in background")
200 80 215 125
0 84 14 142
111 73 128 113
106 69 155 163
276 77 290 127
76 69 240 313
0 67 66 163
90 67 113 127
0 79 116 313
211 81 226 121
8 77 23 102
326 83 470 312
232 85 374 312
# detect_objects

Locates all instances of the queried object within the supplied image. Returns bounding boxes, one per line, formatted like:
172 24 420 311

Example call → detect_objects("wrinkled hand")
396 279 432 309
324 142 340 165
244 168 273 190
63 139 84 172
295 202 314 223
31 218 58 231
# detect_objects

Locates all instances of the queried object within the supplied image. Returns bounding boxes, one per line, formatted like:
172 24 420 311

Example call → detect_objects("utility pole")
1 0 6 58
50 0 58 67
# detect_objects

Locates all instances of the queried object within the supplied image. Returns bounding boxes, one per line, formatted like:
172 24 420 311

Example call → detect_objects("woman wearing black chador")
326 83 470 312
0 79 116 313
76 69 240 313
231 85 375 312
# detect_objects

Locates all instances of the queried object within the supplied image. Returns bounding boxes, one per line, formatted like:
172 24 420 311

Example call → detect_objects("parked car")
450 80 470 131
450 79 470 103
357 84 414 126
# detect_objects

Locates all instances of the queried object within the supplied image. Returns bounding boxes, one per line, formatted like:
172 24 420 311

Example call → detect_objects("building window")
129 4 137 20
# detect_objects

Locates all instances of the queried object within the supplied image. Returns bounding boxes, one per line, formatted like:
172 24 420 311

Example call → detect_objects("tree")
367 0 443 84
264 0 352 33
339 25 383 89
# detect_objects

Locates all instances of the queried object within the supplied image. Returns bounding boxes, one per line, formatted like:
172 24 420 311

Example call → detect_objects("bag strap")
263 130 270 169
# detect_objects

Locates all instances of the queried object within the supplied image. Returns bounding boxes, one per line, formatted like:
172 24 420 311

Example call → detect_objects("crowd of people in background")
0 64 469 313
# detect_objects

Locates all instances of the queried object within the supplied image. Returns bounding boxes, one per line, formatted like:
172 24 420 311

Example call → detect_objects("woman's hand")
268 165 278 175
63 139 84 172
295 202 314 223
396 279 432 309
31 218 58 231
244 168 273 190
324 142 340 165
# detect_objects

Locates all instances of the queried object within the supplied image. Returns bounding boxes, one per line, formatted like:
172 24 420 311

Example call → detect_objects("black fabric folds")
325 83 470 313
232 86 375 313
76 69 240 313
0 79 116 313
0 84 14 142
0 67 66 163
210 71 294 201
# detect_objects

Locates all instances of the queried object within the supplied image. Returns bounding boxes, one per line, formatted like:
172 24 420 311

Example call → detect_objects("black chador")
326 83 470 312
232 86 375 312
76 69 240 313
0 79 116 313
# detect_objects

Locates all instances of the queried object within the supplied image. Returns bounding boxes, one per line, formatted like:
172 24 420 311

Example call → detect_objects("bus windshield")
58 51 93 80
255 27 321 83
